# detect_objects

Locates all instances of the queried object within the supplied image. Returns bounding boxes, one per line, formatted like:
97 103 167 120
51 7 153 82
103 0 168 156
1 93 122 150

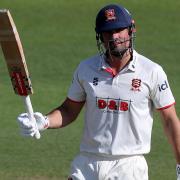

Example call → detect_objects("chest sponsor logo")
96 97 132 113
158 80 168 92
131 78 141 91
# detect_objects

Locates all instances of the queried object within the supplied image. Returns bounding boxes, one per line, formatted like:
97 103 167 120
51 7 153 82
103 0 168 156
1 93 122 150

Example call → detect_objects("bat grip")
22 96 41 139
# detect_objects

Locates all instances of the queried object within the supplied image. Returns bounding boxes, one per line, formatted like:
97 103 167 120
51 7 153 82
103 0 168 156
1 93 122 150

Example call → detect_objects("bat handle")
22 96 41 139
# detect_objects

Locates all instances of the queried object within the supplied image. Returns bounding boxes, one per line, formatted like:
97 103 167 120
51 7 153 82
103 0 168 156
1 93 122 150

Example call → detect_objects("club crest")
105 9 116 21
131 79 141 91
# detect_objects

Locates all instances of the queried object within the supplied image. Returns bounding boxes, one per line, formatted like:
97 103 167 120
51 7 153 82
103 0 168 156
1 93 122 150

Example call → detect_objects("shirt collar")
127 50 138 72
98 54 110 71
98 50 138 72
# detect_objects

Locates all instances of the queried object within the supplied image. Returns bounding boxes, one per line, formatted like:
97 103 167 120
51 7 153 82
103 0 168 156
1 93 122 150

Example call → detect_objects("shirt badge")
131 79 141 91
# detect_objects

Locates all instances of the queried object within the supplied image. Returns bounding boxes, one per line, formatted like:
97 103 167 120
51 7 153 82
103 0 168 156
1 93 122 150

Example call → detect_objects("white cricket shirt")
68 50 175 156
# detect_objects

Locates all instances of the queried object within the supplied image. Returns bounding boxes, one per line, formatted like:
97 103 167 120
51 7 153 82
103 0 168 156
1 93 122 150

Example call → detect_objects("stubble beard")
108 39 129 59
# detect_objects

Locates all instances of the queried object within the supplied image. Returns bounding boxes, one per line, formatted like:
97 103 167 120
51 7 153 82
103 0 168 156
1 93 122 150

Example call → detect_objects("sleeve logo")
158 80 168 92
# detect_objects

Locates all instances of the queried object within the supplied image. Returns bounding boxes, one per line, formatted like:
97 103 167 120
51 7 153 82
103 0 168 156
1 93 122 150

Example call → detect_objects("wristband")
44 116 49 129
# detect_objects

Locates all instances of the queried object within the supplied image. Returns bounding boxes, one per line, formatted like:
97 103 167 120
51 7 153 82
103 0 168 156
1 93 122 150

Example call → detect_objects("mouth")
108 38 130 58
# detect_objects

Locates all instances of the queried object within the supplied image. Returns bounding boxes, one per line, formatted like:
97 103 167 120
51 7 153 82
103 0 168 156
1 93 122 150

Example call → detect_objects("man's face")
102 28 130 57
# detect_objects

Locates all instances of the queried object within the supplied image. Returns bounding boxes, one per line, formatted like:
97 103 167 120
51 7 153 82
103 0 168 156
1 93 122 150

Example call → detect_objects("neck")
107 50 132 75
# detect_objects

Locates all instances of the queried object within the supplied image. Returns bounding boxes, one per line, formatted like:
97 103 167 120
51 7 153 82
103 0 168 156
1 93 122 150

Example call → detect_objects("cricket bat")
0 9 40 139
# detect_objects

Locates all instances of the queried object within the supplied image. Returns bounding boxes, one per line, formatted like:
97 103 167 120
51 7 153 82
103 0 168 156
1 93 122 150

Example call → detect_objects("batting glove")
177 164 180 180
17 112 49 137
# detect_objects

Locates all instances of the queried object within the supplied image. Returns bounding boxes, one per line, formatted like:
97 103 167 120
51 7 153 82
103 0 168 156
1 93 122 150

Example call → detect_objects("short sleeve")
150 65 175 110
67 66 86 102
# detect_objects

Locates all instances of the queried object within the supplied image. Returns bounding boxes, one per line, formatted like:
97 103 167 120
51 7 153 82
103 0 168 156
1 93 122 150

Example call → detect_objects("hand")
17 112 49 137
176 164 180 180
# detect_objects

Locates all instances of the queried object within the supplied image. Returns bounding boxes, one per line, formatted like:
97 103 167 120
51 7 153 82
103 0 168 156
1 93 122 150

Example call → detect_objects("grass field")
0 0 180 179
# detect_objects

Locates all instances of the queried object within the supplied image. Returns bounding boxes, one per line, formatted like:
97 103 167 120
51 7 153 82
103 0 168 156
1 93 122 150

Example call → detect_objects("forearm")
161 107 180 163
47 106 76 129
47 109 63 128
46 98 84 129
164 117 180 163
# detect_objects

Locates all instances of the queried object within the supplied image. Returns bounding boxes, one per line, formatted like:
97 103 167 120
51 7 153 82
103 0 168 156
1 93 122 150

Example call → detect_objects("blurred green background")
0 0 179 179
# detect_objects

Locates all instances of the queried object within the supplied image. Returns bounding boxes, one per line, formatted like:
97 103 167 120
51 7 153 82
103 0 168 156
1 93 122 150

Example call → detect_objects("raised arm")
17 98 84 137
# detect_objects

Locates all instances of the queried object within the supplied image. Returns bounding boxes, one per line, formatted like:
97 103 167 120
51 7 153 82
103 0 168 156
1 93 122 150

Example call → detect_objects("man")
17 4 180 180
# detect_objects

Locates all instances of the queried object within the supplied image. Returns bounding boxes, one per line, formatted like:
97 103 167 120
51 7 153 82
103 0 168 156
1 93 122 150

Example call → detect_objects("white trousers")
69 153 148 180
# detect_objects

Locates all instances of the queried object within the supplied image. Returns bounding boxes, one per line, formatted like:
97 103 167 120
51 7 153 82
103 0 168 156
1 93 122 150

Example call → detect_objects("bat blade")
0 9 40 139
0 9 33 96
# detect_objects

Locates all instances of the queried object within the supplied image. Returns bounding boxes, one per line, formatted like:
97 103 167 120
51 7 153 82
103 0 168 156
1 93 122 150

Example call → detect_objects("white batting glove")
176 164 180 180
17 112 49 137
